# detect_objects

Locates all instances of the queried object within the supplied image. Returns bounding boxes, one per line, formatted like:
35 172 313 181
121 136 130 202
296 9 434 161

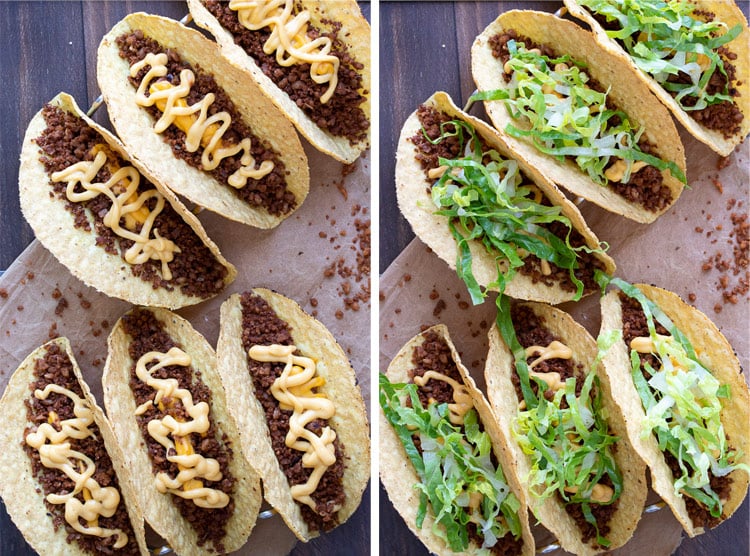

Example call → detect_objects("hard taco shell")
485 302 647 555
0 337 149 556
18 92 236 309
216 289 370 541
599 284 750 536
564 0 750 157
396 91 615 305
103 307 262 556
187 0 371 164
97 13 309 228
471 10 686 223
380 324 535 556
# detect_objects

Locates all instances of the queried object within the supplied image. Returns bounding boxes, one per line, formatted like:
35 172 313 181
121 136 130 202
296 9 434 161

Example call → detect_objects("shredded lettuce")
606 277 749 517
379 373 522 553
576 0 742 112
472 40 686 186
424 117 605 306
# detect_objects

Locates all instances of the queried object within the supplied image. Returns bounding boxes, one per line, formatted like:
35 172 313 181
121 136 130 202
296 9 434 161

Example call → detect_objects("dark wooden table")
0 2 369 555
379 2 749 555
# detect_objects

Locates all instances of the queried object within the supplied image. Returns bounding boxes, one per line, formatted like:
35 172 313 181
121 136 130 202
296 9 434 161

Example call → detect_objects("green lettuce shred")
471 40 686 186
379 373 522 553
576 0 742 112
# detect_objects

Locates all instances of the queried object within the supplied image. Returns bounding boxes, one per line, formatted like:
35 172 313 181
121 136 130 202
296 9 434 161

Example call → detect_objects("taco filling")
240 292 345 533
122 308 236 551
479 30 685 212
412 105 606 304
116 30 296 217
35 104 228 299
201 0 369 145
22 342 139 555
615 284 746 528
575 0 744 139
380 330 524 554
498 303 623 547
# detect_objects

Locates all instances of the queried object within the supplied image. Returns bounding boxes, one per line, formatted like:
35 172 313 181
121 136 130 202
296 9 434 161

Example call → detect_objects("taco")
396 91 615 306
103 307 262 555
97 12 309 229
380 324 535 555
216 289 369 541
471 10 687 223
485 299 647 554
564 0 750 157
18 92 236 309
187 0 371 164
0 338 148 556
599 280 750 536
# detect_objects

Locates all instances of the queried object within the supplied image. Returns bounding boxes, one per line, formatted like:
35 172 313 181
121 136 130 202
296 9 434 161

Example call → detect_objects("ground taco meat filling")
122 308 235 551
35 105 227 299
22 343 140 556
240 292 346 532
412 104 605 295
116 30 295 217
590 11 743 139
490 30 674 212
202 0 369 145
619 293 732 529
410 331 523 556
511 304 618 545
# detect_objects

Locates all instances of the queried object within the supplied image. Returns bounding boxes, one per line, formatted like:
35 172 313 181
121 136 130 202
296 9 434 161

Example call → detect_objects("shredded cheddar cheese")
130 52 274 187
134 347 229 509
25 384 128 548
51 146 180 280
229 0 340 103
248 343 338 512
413 370 473 425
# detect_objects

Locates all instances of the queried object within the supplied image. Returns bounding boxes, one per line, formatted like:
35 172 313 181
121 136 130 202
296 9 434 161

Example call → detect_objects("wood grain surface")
0 2 369 555
379 2 749 555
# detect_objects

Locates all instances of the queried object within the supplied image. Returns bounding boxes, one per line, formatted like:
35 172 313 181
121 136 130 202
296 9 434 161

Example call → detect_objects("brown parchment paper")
380 123 749 554
0 142 370 555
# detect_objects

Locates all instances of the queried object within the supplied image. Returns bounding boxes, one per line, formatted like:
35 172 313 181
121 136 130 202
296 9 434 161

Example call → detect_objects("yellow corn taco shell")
471 10 687 223
396 91 615 305
0 337 149 556
564 0 749 157
485 302 647 555
103 307 262 556
380 324 535 555
187 0 371 164
97 13 309 229
600 283 750 536
216 289 369 541
18 92 236 309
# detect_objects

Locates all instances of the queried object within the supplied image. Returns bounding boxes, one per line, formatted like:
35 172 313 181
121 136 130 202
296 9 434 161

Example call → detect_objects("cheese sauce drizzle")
51 146 180 280
25 384 128 548
248 344 338 511
524 340 573 393
130 52 274 187
134 347 229 509
228 0 340 104
412 370 472 425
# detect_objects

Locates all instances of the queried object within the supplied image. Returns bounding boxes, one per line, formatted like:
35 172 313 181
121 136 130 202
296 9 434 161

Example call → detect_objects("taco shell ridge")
564 0 750 157
484 302 647 555
599 284 750 537
395 91 615 305
0 337 149 556
103 307 262 556
18 92 236 309
380 324 535 556
471 10 687 223
187 0 371 164
97 12 310 229
216 289 370 542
